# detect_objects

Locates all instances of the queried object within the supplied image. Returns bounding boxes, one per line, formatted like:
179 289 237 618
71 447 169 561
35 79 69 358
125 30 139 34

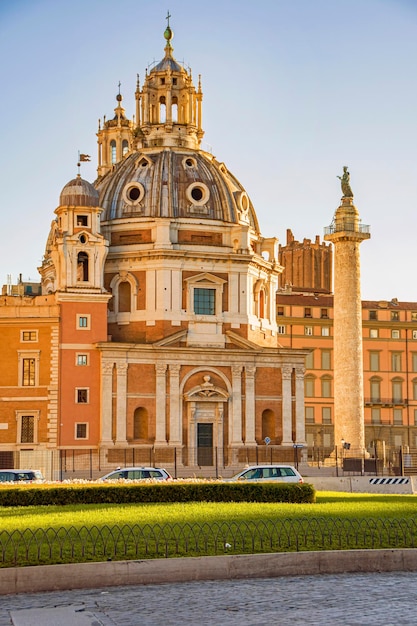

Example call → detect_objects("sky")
0 0 416 301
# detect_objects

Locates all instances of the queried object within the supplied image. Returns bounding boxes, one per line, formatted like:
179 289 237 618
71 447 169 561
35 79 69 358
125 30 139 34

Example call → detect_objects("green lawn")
1 492 417 567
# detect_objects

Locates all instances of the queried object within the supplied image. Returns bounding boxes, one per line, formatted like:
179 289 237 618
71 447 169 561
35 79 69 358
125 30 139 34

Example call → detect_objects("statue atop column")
337 166 353 197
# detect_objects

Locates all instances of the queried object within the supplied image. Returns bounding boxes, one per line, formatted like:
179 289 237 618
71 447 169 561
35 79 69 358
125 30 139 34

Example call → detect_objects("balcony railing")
324 222 370 235
364 398 407 406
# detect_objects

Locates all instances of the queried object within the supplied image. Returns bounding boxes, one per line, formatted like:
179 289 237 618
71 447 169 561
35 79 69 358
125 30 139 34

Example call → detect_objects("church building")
0 22 308 477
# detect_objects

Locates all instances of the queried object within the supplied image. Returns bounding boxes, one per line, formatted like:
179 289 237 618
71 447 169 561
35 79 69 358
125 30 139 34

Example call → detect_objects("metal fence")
2 517 417 568
2 445 417 480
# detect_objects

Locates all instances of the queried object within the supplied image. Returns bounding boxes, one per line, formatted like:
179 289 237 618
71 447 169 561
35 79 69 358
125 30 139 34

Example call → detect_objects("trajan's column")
324 167 370 453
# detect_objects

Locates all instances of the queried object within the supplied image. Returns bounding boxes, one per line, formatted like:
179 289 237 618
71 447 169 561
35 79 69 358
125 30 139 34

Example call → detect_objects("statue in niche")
337 166 353 197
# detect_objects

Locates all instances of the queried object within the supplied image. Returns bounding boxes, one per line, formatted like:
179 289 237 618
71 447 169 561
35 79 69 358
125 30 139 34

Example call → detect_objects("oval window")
128 187 140 201
191 187 203 202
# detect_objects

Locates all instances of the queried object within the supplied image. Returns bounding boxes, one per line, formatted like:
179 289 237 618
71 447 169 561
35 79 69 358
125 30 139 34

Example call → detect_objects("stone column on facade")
281 365 293 446
294 365 307 445
101 361 114 445
230 365 243 446
168 364 182 446
115 362 128 445
155 363 167 445
244 365 257 445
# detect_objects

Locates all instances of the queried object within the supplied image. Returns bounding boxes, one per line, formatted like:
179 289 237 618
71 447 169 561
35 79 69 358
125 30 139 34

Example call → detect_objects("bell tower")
40 174 109 294
97 88 134 178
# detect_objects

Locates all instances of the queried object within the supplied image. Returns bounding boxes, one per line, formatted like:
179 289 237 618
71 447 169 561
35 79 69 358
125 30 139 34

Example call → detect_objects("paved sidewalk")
1 571 417 625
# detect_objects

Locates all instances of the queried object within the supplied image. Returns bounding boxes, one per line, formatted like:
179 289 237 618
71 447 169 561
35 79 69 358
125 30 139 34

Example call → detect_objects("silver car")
99 467 172 481
228 464 303 483
0 469 45 483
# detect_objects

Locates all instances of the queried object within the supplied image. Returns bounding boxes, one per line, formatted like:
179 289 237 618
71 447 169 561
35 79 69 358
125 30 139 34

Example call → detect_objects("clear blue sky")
0 0 416 301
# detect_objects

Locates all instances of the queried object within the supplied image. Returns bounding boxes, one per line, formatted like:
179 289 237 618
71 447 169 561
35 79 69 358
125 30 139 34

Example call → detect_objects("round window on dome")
122 182 145 206
241 194 249 212
191 187 203 202
182 156 197 170
186 182 209 206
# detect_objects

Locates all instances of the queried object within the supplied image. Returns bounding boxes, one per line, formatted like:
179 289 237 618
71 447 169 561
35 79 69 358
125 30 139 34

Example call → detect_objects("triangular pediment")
152 329 188 347
225 330 284 350
184 272 226 286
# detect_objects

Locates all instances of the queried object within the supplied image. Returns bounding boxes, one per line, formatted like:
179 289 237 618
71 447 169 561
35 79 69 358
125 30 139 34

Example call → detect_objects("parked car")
0 469 45 483
227 464 303 483
99 467 172 481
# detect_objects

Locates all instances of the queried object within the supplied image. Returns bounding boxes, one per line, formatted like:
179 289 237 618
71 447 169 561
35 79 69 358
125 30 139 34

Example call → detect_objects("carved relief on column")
230 365 243 445
244 365 257 444
295 365 307 445
169 364 181 445
281 364 293 446
101 361 114 445
155 363 167 444
115 362 128 445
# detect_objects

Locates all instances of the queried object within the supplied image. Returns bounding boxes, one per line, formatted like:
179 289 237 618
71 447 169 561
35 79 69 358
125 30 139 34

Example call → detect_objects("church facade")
0 24 308 478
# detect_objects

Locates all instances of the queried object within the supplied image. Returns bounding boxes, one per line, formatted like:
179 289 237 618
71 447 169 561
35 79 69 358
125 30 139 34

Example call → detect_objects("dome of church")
96 148 259 231
59 175 99 207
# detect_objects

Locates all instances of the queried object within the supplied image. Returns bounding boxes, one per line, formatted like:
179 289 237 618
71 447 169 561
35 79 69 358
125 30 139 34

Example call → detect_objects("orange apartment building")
277 230 417 460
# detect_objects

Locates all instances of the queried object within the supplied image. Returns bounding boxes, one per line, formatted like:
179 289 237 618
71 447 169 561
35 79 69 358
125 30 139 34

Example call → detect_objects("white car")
228 464 303 483
0 469 45 483
99 467 172 481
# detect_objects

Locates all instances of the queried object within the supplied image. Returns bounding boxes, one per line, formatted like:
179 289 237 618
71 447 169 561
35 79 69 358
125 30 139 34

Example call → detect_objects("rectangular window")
322 407 332 424
414 409 417 426
371 408 381 424
194 288 215 315
412 353 417 372
321 350 331 370
413 330 417 340
369 352 380 371
370 380 381 402
321 379 331 398
320 308 329 319
76 388 89 403
413 381 417 401
392 329 400 339
77 315 89 328
75 423 88 439
321 327 330 336
391 352 402 372
305 378 315 397
76 215 89 227
305 326 313 336
76 354 88 366
21 331 38 342
391 311 399 321
305 350 314 369
393 408 403 425
369 310 377 320
277 325 286 335
20 415 34 443
277 306 284 316
412 312 417 322
22 358 36 386
370 329 378 338
305 407 315 423
392 381 403 403
304 307 312 318
394 435 403 447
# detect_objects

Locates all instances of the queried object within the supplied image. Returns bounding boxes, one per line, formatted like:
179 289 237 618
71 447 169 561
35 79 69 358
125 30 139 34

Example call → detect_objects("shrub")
0 481 315 507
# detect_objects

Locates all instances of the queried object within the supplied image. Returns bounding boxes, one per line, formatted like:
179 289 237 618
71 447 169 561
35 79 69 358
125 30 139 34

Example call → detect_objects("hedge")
0 481 315 507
